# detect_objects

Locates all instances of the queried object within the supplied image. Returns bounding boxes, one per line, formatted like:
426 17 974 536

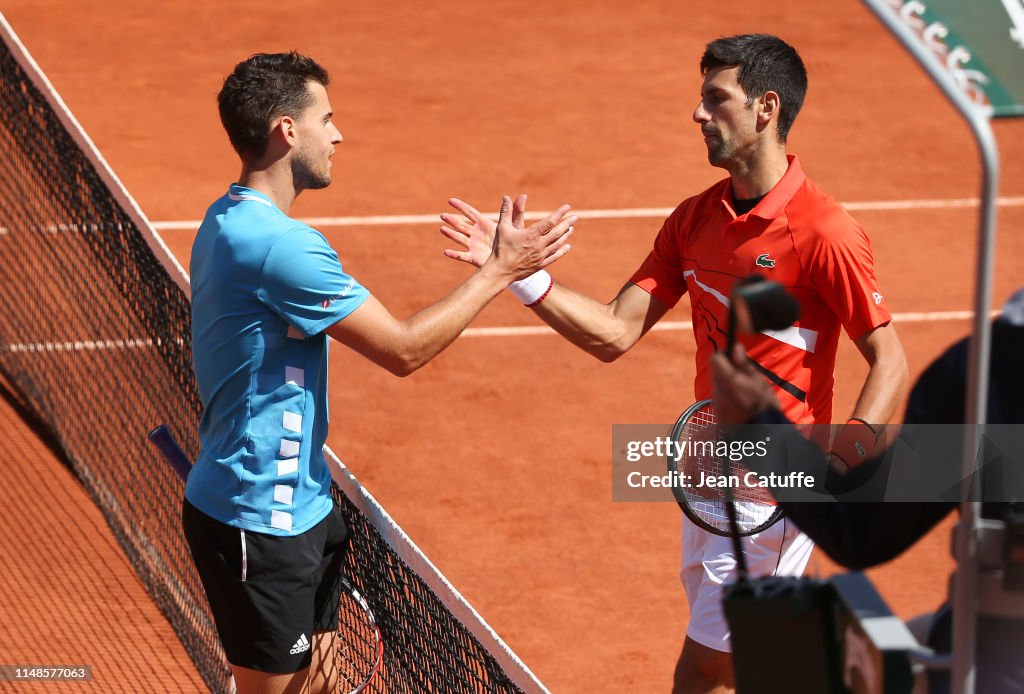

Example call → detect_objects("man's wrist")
829 418 879 469
508 270 553 307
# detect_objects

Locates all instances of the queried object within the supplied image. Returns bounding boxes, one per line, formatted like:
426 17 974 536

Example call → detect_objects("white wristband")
508 270 553 307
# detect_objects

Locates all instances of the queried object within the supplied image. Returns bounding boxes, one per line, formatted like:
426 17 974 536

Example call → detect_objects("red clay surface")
0 378 207 692
3 1 1023 691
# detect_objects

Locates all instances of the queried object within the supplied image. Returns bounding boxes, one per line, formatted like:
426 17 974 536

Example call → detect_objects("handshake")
439 195 575 307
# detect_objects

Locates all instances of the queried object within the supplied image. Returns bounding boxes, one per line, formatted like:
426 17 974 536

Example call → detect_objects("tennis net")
0 14 545 694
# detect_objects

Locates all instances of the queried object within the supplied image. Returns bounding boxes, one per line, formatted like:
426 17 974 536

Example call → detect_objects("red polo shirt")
630 156 891 425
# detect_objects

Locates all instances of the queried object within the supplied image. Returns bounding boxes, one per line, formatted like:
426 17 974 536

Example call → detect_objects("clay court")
2 0 1023 691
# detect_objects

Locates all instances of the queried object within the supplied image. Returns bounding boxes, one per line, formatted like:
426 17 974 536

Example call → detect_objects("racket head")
667 400 783 537
337 577 382 694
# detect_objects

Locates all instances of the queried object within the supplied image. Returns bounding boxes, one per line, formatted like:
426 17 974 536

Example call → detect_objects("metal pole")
859 3 1001 693
953 114 998 694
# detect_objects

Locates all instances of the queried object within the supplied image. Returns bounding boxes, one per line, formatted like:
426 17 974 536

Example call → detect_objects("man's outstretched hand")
441 195 575 277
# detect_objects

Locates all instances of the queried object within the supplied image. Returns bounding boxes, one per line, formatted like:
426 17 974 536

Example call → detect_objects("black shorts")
182 499 349 673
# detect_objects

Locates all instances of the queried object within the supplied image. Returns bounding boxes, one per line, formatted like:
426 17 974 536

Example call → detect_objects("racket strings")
337 581 383 693
677 404 779 534
680 408 775 504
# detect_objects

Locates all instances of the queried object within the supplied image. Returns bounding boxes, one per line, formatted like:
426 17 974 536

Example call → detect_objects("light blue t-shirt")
185 184 369 536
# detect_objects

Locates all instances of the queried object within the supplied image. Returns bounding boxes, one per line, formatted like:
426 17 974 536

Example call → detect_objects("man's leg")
676 516 735 692
673 636 734 694
307 503 349 694
181 501 334 694
675 515 813 693
230 665 309 694
306 629 339 694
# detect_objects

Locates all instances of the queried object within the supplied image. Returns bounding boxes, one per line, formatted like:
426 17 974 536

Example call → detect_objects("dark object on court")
724 573 915 693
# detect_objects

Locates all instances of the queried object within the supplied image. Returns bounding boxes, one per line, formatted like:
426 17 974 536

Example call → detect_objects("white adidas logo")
289 633 310 655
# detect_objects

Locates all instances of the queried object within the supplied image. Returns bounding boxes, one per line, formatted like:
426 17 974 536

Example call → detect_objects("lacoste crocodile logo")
755 253 775 269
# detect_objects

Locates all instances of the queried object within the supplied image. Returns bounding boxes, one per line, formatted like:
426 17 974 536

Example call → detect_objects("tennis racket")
335 577 382 693
667 400 782 537
146 424 383 693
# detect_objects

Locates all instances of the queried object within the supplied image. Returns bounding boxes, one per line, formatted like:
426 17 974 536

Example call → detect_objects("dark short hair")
217 52 330 159
700 34 807 141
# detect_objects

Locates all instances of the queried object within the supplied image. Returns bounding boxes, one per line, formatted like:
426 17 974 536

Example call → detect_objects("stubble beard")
292 147 332 191
705 135 733 168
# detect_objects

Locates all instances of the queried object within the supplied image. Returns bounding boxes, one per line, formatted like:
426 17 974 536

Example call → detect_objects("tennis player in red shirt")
441 34 908 693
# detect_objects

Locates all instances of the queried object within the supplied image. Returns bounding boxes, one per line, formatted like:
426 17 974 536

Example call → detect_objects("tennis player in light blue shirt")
182 51 574 693
187 183 369 536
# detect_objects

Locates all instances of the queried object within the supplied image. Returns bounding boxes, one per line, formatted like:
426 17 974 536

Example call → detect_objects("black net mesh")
0 31 526 694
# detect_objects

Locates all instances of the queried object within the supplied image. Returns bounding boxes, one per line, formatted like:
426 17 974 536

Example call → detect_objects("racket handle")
148 424 193 481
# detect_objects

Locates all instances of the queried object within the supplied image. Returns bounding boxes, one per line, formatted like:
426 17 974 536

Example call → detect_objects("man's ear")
756 90 780 131
269 115 297 149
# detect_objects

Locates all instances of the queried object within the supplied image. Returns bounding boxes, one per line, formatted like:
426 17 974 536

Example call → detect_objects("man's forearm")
849 323 909 424
328 266 508 377
850 353 909 424
528 284 630 361
396 265 510 367
528 281 668 363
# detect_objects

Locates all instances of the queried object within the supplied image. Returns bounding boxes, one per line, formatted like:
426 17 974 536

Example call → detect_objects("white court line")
1 311 985 353
460 310 990 337
149 196 1024 231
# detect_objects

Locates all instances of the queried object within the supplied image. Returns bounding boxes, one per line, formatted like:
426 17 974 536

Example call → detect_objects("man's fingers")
531 208 575 240
511 193 528 229
726 342 758 378
735 347 762 379
531 204 573 235
539 242 572 268
713 349 756 390
711 352 736 384
442 249 473 263
729 342 747 367
540 226 574 258
439 226 469 248
497 195 511 227
440 213 474 233
447 197 485 222
541 215 576 245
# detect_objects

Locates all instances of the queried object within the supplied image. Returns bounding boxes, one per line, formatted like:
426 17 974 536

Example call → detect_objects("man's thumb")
497 195 511 224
